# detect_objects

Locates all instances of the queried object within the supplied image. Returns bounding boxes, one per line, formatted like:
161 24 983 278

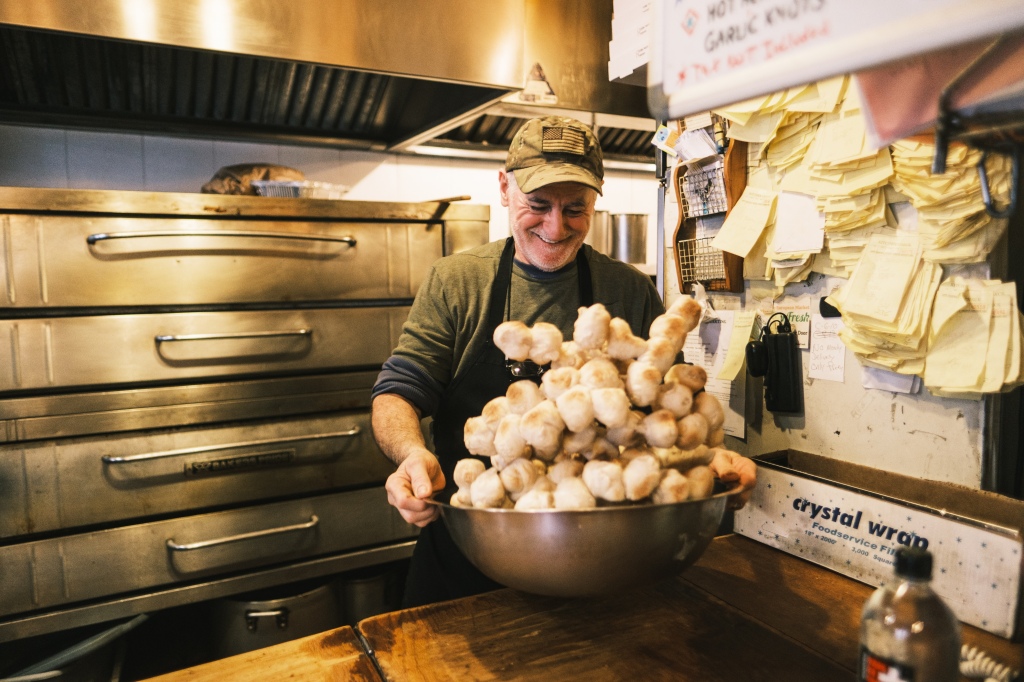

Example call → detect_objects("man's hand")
385 448 446 527
709 449 757 510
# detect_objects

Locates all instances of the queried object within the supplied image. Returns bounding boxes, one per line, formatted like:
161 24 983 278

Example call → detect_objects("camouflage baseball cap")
506 116 604 195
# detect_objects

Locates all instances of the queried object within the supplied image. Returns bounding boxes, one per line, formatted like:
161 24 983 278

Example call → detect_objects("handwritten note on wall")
809 313 845 382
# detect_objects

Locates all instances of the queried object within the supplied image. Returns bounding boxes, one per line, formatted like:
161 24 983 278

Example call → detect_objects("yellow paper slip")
981 290 1015 393
711 186 777 258
924 279 993 390
841 233 920 324
717 311 758 381
787 75 846 113
808 114 872 167
728 110 785 144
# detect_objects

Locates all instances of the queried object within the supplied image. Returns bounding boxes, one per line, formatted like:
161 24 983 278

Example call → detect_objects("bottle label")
859 647 916 682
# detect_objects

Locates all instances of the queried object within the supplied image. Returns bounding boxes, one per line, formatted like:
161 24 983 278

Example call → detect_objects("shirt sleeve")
371 262 458 418
371 354 446 416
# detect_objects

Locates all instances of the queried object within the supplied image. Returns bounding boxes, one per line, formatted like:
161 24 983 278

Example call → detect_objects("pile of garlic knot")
455 296 738 511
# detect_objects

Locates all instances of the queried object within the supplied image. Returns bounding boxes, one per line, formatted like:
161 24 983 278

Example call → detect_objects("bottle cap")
894 546 932 580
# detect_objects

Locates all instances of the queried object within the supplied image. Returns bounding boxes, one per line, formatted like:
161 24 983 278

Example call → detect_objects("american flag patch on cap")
541 126 586 155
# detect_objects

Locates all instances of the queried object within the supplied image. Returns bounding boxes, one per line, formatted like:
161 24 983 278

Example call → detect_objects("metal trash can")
585 210 612 255
208 579 342 659
610 213 648 264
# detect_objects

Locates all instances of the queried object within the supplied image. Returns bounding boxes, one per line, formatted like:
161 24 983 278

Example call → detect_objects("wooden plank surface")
684 535 1024 674
143 625 380 682
358 571 851 681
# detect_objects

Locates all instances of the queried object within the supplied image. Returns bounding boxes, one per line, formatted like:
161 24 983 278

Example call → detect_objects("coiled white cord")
960 644 1020 682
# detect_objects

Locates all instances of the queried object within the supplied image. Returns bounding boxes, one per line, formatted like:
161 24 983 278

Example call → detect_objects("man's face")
499 170 599 272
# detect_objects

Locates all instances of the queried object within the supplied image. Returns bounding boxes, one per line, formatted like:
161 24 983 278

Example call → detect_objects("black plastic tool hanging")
746 312 803 414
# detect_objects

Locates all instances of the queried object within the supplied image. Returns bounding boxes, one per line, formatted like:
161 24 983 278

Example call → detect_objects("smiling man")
369 116 665 607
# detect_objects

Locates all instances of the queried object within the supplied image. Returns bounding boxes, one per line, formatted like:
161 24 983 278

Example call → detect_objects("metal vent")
434 113 655 162
0 26 509 149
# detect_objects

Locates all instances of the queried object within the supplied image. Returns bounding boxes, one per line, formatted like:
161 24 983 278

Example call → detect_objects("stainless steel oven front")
0 187 488 642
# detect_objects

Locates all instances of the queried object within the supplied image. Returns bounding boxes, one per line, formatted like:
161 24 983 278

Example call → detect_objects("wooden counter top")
147 536 1022 680
144 625 379 681
358 536 855 681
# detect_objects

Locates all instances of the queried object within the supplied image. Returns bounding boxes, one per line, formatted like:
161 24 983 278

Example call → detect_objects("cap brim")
513 164 603 195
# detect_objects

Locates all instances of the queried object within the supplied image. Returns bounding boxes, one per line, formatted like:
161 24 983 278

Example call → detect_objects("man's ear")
498 170 510 207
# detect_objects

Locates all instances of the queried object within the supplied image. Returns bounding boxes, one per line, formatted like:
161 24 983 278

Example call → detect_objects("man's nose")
542 210 571 237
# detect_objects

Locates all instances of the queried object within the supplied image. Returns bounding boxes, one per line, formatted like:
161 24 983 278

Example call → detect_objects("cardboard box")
733 450 1024 639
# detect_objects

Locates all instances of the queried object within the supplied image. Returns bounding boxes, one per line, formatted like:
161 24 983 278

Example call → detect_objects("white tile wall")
0 125 68 188
0 123 661 270
66 130 146 190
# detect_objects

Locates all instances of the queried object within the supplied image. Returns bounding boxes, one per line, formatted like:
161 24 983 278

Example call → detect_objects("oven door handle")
101 427 361 464
154 329 312 344
166 515 319 551
87 230 357 247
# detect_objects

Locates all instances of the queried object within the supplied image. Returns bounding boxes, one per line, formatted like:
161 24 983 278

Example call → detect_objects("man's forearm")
371 393 430 466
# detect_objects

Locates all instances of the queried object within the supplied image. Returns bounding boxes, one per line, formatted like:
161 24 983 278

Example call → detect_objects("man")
371 116 753 607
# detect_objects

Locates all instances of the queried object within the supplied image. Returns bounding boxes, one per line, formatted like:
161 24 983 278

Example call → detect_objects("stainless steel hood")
0 0 655 162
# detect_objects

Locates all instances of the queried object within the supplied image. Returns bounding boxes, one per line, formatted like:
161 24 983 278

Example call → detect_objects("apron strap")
576 246 593 307
483 237 517 335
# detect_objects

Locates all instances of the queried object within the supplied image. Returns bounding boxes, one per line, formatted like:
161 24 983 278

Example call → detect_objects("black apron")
402 238 593 608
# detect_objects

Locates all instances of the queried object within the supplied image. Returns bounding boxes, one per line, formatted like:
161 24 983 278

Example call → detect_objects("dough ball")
656 381 694 418
625 360 661 408
648 313 688 351
541 366 580 401
707 426 725 447
591 387 631 428
453 458 486 489
640 409 679 449
520 400 565 457
463 415 497 457
665 364 707 392
493 320 532 361
605 409 643 447
507 380 544 415
582 459 626 502
685 464 715 499
581 435 619 461
469 467 507 508
694 391 725 431
550 341 587 370
606 318 648 360
573 303 612 350
638 337 677 376
529 322 563 365
555 385 596 433
562 423 598 455
676 412 710 450
667 296 703 333
623 453 662 501
652 468 690 504
547 458 585 484
514 485 555 510
554 476 597 510
492 414 531 470
481 396 512 426
579 357 624 390
499 457 540 501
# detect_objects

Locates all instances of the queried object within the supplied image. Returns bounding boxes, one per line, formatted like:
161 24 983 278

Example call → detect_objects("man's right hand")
385 448 446 527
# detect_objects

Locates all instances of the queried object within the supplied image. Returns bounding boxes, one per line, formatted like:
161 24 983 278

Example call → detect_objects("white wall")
0 124 661 272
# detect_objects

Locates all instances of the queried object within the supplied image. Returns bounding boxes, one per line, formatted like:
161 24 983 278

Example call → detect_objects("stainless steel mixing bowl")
432 492 729 597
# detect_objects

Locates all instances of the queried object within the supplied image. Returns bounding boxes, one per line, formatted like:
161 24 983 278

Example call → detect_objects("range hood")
0 0 655 163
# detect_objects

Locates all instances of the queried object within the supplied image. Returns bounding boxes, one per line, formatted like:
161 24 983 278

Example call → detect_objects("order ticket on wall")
683 309 746 439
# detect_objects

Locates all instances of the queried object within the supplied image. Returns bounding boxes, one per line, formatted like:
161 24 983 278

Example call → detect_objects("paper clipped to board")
710 186 777 258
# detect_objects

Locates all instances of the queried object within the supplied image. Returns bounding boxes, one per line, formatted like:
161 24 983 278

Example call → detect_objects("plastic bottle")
858 546 961 682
